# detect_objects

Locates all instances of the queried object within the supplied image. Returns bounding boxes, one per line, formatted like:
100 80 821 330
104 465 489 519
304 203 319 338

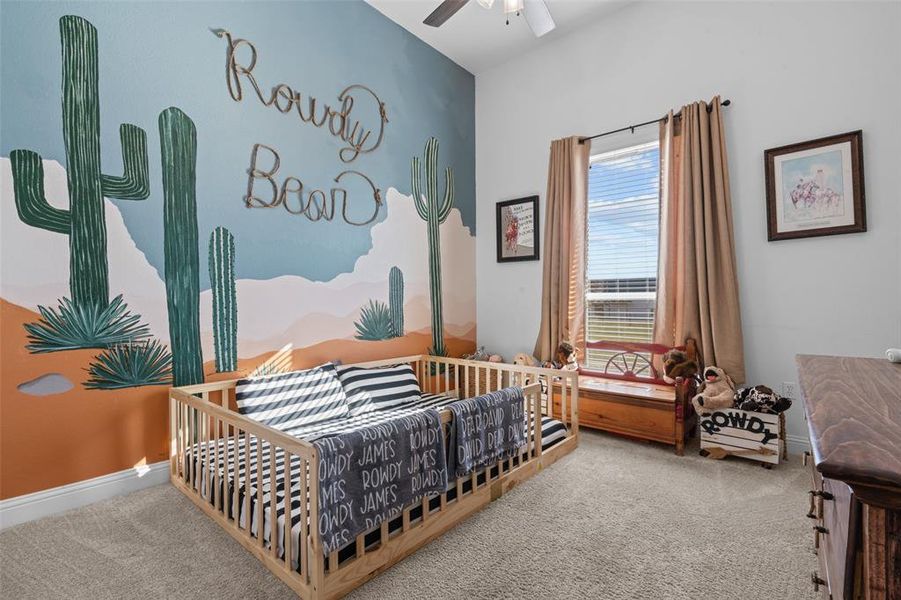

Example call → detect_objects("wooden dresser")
797 355 901 599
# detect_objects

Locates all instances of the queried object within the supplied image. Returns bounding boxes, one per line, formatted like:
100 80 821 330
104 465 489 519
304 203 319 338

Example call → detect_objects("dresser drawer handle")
811 572 826 592
813 525 829 550
806 490 819 518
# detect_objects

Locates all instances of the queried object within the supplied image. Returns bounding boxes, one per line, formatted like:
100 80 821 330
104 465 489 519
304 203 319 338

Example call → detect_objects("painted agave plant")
85 339 173 390
354 300 393 341
23 294 150 354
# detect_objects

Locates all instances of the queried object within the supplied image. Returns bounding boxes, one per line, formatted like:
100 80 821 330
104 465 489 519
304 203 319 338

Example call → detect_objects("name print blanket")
313 409 448 555
448 387 526 479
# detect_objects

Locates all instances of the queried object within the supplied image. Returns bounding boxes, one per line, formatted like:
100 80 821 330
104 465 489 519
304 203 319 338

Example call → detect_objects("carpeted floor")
0 431 818 599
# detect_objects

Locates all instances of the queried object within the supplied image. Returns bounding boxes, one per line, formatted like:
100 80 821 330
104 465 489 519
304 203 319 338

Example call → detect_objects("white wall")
475 1 901 450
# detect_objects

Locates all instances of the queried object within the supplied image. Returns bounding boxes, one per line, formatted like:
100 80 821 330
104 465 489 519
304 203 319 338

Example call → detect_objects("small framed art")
496 196 539 262
764 130 866 241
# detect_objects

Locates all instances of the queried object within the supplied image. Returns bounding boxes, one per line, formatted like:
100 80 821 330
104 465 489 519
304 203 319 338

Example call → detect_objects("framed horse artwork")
764 130 866 241
496 195 540 262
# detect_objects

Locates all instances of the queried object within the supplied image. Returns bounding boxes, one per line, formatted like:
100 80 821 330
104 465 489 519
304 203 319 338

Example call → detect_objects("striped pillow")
235 363 349 431
336 364 421 416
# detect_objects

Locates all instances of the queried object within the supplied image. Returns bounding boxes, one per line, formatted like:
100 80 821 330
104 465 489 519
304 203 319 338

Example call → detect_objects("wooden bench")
552 340 699 455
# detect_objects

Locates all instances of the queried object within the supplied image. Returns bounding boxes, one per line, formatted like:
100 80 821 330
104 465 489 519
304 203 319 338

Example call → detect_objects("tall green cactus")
388 266 404 338
209 226 237 373
9 15 150 312
411 137 454 356
160 107 204 387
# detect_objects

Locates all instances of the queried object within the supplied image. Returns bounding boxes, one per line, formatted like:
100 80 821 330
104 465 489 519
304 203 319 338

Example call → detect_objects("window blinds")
585 141 660 371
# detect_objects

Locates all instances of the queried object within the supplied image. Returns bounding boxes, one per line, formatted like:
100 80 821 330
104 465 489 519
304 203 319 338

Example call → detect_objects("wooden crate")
699 408 784 465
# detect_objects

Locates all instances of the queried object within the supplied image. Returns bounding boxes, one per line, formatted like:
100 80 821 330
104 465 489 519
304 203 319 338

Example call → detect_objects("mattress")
184 393 568 569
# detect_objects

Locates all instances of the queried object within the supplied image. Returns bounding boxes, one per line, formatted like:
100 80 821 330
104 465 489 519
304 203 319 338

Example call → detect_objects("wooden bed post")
673 338 698 456
307 449 324 598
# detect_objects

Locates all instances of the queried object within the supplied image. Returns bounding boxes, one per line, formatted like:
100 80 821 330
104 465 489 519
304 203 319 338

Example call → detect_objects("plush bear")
735 385 792 414
661 348 699 384
691 366 736 416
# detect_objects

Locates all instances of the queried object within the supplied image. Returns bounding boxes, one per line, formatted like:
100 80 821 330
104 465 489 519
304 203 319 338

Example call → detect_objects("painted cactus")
411 137 454 356
388 266 404 338
209 226 237 373
9 15 150 311
160 107 204 387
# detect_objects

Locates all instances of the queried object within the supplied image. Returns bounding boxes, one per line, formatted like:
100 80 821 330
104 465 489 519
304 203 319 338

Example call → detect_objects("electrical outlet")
782 381 797 399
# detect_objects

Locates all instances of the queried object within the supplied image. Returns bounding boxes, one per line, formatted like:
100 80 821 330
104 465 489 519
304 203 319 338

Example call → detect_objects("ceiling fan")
424 0 556 37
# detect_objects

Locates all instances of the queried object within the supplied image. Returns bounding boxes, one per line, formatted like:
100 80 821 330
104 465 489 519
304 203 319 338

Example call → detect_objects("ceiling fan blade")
424 0 470 27
523 0 555 37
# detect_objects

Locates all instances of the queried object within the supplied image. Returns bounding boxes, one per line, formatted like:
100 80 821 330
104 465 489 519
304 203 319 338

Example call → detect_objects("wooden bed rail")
413 355 580 438
169 355 577 599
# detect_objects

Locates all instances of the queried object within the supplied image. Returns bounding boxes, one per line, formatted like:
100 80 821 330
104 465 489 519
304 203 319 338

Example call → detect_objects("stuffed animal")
661 348 699 384
542 342 579 371
556 342 579 371
487 354 504 363
513 353 538 367
463 346 489 361
735 385 792 414
691 366 736 416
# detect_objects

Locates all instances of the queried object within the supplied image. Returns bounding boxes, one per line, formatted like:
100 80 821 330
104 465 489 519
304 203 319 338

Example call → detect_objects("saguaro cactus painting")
9 15 150 313
411 137 454 356
209 226 238 373
160 107 204 387
388 265 404 338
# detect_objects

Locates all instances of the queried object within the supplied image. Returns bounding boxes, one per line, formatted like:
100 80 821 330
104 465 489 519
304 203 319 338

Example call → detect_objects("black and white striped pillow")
336 364 421 416
235 363 349 431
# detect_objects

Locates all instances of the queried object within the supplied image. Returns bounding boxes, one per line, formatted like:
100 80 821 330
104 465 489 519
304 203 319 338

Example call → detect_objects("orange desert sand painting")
1 299 475 499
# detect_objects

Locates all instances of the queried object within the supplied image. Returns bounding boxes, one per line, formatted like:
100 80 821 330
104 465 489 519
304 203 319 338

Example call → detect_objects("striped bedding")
235 363 349 430
185 393 568 569
336 363 421 416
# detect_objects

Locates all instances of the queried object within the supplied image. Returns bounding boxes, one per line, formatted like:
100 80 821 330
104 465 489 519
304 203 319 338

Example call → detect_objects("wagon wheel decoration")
604 352 656 380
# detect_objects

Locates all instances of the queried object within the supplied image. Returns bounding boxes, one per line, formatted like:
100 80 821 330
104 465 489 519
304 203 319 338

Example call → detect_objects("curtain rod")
578 99 731 144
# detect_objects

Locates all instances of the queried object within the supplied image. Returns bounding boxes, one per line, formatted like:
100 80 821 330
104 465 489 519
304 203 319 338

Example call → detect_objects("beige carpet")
0 431 817 599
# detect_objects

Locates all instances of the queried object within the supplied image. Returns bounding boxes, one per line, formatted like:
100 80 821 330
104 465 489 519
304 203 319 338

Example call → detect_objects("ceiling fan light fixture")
475 0 495 8
503 0 524 15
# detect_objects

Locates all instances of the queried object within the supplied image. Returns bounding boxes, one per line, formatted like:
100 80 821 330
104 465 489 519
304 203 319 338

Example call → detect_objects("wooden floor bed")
168 354 579 599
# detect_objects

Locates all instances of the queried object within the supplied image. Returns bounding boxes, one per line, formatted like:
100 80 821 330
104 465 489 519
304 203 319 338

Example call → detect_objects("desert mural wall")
0 2 476 499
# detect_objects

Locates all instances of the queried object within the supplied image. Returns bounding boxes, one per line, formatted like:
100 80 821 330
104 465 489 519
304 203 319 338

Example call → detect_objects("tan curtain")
654 96 746 383
533 136 590 362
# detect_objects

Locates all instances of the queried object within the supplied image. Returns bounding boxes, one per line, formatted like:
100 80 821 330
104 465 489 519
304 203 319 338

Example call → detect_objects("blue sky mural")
0 1 475 287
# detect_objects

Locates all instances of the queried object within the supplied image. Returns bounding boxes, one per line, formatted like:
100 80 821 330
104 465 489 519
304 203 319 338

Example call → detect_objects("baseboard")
0 461 169 530
785 434 811 458
0 435 813 530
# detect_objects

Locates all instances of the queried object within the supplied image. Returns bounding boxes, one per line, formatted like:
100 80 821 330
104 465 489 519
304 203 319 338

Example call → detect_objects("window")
584 141 660 372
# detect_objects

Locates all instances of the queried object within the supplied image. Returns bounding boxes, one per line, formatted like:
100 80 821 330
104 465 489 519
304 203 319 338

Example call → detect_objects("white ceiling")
365 0 630 74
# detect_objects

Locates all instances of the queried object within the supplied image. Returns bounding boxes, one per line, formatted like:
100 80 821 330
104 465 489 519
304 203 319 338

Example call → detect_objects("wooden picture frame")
496 195 539 262
764 130 866 241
